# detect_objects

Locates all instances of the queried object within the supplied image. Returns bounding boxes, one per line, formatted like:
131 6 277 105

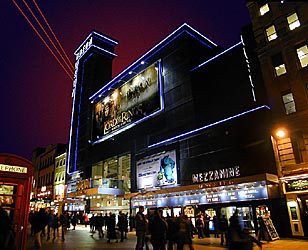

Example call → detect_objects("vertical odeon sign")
67 35 94 174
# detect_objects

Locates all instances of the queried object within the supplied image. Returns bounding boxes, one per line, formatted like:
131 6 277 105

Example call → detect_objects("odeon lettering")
192 166 240 183
104 104 143 134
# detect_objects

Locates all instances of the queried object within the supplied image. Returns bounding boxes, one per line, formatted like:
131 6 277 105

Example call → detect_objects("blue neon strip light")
148 105 270 149
74 31 118 56
90 45 117 57
190 41 242 72
89 23 218 101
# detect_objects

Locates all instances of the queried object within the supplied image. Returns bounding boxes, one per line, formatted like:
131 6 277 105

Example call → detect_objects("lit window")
266 25 277 41
297 44 308 68
282 92 296 115
260 3 270 16
272 53 287 76
287 13 300 30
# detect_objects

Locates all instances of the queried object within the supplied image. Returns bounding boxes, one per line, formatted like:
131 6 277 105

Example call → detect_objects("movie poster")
136 150 177 190
93 62 161 141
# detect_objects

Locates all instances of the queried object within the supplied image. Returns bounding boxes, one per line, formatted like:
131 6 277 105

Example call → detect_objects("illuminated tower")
67 31 118 176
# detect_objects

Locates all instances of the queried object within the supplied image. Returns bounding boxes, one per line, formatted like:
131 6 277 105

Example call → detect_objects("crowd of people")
25 206 264 250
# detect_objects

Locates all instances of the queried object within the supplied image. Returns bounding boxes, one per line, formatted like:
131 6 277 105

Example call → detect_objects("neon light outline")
190 41 242 72
89 23 217 101
148 105 271 149
92 60 164 145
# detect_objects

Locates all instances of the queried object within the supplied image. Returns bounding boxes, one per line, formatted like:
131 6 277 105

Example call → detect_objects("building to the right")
246 1 308 237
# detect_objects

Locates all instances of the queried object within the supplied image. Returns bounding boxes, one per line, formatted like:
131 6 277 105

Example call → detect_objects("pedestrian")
0 206 16 250
213 215 219 238
107 212 118 242
83 213 89 227
60 212 68 241
166 213 177 250
46 210 54 241
129 213 135 231
117 211 127 242
174 214 194 250
28 211 35 237
228 210 243 250
32 208 48 248
195 215 205 238
96 213 104 238
219 214 229 246
52 213 60 240
71 212 77 230
135 205 147 250
203 212 211 237
149 209 168 250
257 216 266 241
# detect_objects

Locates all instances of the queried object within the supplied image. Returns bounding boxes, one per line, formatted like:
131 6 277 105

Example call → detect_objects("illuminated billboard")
136 150 177 190
92 62 162 142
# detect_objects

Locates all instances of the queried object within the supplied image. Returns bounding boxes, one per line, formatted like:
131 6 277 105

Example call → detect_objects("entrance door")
287 199 304 236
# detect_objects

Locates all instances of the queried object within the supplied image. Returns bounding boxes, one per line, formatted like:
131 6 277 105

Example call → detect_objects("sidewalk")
25 224 308 250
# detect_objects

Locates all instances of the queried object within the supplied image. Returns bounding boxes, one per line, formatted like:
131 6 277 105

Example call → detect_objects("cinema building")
66 23 289 236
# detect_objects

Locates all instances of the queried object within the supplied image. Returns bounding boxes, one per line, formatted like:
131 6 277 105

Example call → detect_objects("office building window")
266 25 277 41
259 3 270 16
272 53 287 76
282 92 296 115
297 44 308 68
287 12 300 30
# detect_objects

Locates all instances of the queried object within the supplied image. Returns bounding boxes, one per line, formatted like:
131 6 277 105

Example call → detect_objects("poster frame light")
91 60 164 144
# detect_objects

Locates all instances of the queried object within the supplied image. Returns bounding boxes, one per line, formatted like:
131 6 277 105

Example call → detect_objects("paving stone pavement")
25 224 308 250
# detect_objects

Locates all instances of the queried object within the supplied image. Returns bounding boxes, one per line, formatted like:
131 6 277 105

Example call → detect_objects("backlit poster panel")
136 150 177 190
93 62 161 141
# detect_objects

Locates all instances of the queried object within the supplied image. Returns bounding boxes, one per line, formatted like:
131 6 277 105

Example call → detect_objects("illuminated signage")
93 62 161 141
131 181 268 208
192 166 240 183
75 37 93 60
0 164 27 174
285 179 308 192
136 150 177 190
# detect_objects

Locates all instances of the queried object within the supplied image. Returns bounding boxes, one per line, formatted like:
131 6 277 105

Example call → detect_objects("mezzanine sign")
0 164 27 174
192 166 240 183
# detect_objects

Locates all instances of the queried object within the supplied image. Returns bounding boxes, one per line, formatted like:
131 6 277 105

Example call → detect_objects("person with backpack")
0 206 16 250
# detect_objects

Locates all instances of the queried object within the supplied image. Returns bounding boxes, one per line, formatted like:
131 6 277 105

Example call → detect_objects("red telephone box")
0 153 33 250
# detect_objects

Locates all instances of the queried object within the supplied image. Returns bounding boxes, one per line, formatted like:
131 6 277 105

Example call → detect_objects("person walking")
135 206 147 250
174 214 194 250
46 210 54 241
149 209 168 250
117 211 127 242
106 212 118 242
60 212 68 241
0 206 16 250
219 214 229 246
32 208 48 249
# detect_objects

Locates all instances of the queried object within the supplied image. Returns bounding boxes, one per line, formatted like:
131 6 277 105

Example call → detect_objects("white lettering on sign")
192 166 240 183
0 164 27 174
75 37 93 60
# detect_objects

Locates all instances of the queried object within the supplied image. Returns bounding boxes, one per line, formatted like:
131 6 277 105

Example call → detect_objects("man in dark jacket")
135 206 147 250
149 209 168 250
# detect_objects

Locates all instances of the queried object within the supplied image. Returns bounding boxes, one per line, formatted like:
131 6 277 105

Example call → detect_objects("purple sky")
0 0 250 160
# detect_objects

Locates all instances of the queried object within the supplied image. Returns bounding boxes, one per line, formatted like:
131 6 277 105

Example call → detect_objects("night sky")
0 0 250 160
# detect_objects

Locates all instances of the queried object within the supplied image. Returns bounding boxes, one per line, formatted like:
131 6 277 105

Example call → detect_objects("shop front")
281 173 308 237
131 173 281 233
0 153 33 250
